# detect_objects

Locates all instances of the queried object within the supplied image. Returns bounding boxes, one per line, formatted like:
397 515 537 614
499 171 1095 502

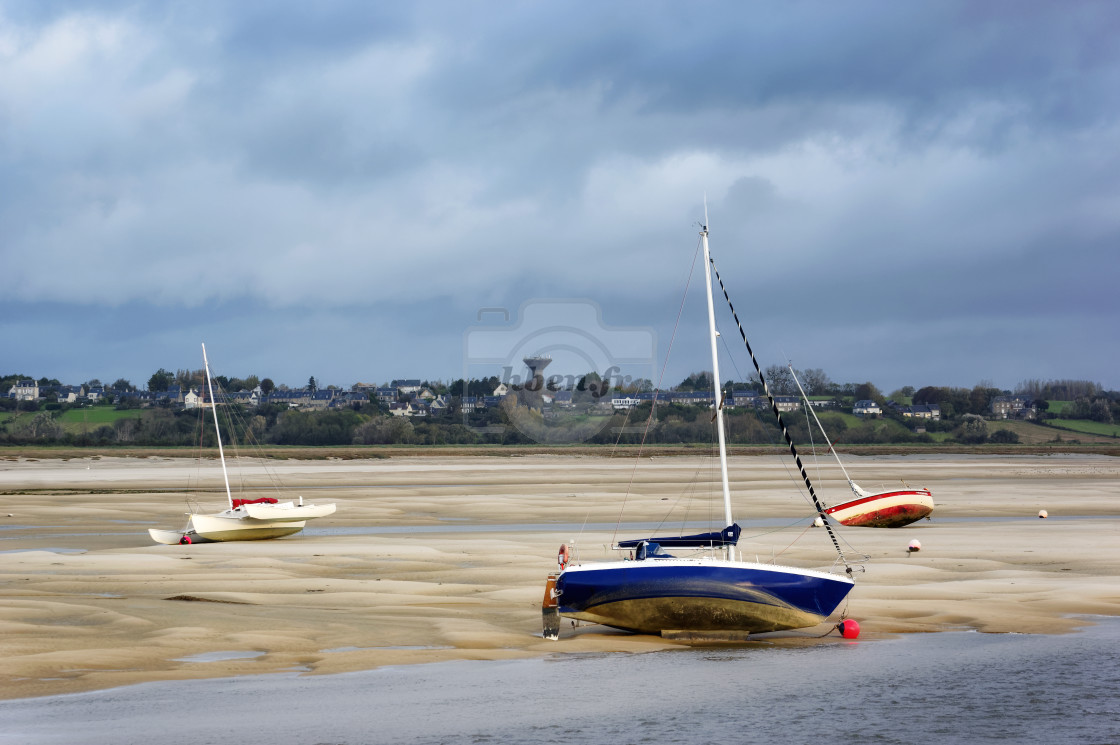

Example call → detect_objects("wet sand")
0 453 1117 701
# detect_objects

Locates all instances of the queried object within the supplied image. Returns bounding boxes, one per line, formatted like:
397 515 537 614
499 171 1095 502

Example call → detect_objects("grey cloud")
1 0 1117 391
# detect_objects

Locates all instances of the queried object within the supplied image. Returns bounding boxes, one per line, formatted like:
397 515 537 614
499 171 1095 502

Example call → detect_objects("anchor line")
708 256 851 574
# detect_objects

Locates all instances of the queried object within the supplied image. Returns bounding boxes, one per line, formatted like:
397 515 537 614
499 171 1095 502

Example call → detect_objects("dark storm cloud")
1 0 1116 390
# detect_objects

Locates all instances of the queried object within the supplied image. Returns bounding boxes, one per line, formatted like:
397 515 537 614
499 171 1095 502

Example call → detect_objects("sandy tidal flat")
0 453 1117 701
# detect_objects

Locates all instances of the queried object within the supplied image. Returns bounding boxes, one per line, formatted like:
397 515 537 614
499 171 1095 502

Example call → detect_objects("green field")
1048 418 1120 438
56 408 145 433
1 408 145 434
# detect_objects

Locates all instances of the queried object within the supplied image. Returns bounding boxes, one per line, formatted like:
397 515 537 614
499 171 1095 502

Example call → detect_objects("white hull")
149 511 308 544
148 528 197 545
825 489 934 528
188 511 306 542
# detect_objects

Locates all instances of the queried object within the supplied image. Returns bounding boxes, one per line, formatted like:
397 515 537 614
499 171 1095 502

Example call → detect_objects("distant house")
329 391 369 408
428 395 449 415
8 380 39 401
184 388 201 409
153 386 184 406
387 399 429 417
86 386 105 403
56 385 85 404
853 399 881 417
127 391 156 406
392 379 422 396
227 388 262 407
492 382 509 396
611 395 643 410
550 390 574 408
670 391 714 406
991 395 1035 420
375 387 397 404
727 390 759 409
267 388 326 409
772 395 802 413
903 404 941 421
308 390 335 410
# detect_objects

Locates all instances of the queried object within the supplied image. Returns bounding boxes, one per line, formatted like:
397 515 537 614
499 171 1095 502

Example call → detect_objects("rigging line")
798 391 826 495
611 235 704 545
707 256 851 574
714 323 821 514
772 523 813 559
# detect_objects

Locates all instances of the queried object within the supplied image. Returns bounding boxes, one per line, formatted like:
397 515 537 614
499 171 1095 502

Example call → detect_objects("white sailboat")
148 343 336 545
788 365 934 528
543 218 856 638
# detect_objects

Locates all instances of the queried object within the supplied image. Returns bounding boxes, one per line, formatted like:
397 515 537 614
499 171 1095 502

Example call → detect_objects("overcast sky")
2 1 1117 394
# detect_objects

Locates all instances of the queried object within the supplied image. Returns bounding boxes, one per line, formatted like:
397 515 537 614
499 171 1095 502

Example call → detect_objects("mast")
789 364 865 498
707 262 851 572
700 220 734 550
201 343 234 511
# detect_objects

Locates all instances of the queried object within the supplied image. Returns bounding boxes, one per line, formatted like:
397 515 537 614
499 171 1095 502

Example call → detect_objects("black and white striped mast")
706 254 851 573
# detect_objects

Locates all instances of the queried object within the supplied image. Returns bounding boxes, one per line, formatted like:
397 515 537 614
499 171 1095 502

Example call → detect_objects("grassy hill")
987 419 1118 444
1046 419 1120 439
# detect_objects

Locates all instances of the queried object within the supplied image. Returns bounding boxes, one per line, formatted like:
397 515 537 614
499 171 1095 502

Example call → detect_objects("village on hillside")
4 373 1049 423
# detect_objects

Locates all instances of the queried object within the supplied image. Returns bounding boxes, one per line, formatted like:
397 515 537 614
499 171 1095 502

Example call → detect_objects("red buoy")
838 619 861 639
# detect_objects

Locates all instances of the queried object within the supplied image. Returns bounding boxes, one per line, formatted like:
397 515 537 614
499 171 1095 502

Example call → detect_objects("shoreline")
3 441 1120 461
1 453 1118 701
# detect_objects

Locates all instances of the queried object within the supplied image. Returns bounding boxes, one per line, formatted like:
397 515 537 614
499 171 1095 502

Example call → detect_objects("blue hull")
556 559 853 634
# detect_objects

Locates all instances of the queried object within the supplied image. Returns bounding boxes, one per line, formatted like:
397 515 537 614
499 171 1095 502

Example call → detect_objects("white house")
392 379 422 396
611 395 643 410
853 399 882 417
8 380 39 401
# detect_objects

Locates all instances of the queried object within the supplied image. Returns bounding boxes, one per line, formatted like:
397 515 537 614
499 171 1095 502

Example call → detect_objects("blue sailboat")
543 220 855 637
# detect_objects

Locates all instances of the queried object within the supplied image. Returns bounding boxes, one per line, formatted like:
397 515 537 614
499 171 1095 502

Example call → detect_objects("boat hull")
555 559 853 634
825 489 934 528
186 513 306 542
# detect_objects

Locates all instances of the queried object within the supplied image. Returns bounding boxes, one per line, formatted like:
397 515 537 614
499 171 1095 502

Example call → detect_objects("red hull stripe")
824 490 931 514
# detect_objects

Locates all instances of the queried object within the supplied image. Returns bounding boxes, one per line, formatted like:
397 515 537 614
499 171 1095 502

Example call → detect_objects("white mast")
700 219 733 546
201 343 234 511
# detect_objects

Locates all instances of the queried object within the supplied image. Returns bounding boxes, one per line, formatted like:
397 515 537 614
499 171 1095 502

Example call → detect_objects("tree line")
3 368 1116 448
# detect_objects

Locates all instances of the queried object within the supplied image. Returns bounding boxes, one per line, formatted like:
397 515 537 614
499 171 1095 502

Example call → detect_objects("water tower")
523 355 552 392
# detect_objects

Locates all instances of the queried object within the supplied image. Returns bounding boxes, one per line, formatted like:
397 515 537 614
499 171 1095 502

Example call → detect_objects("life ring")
557 544 570 570
180 535 192 545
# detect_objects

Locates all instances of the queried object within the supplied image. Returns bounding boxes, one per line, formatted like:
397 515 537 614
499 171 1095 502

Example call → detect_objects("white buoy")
813 516 825 528
907 539 922 553
1038 509 1048 519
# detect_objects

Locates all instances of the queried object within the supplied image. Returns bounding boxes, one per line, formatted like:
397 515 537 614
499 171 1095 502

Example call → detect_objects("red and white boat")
823 487 934 528
790 365 934 529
